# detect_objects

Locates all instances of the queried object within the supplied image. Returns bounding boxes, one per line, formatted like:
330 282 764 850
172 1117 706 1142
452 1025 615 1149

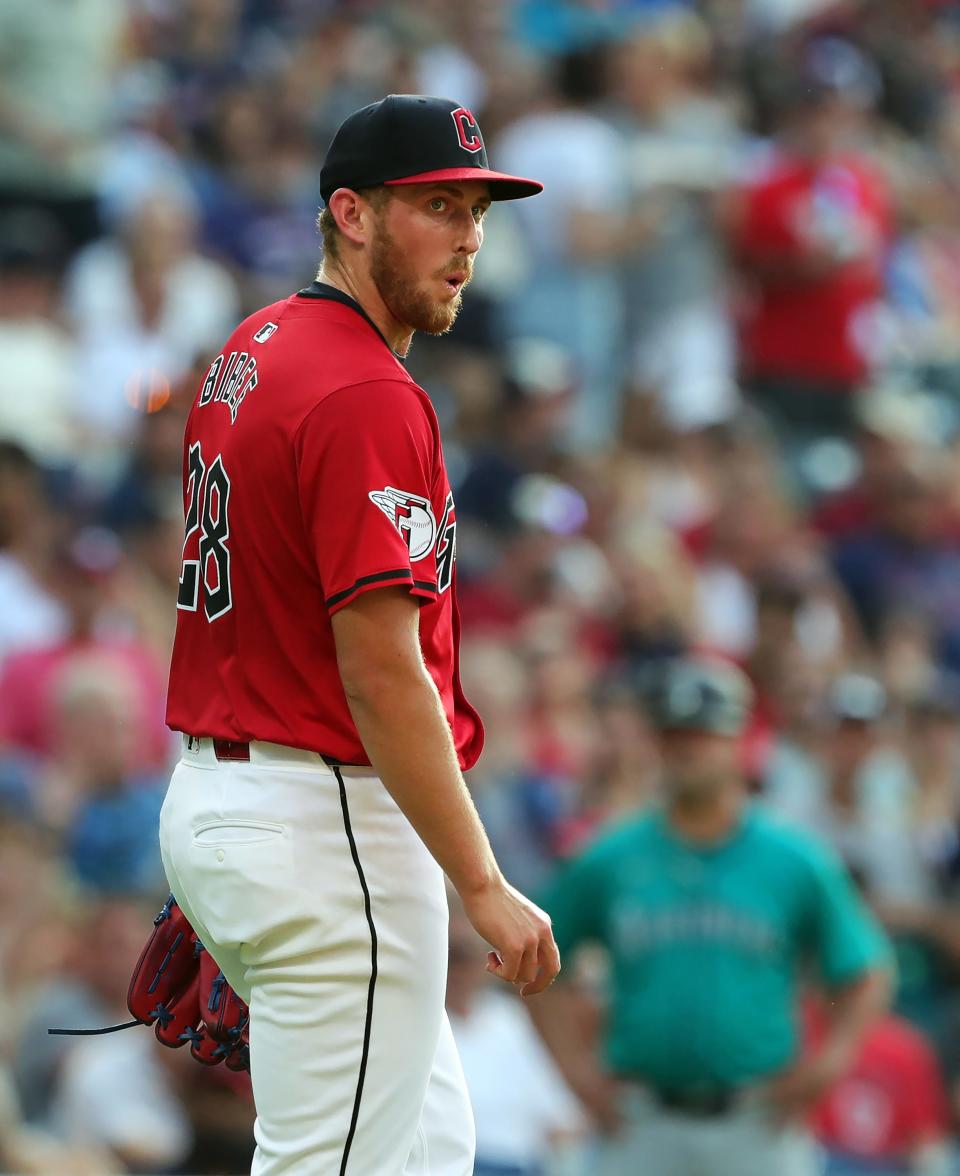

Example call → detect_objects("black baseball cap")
319 94 543 205
640 658 754 737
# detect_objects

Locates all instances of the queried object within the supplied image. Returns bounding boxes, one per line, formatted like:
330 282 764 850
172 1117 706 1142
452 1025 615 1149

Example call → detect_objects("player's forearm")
820 968 892 1065
342 666 501 897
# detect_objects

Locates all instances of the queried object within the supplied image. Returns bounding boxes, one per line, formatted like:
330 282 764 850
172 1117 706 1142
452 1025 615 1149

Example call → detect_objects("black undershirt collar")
296 280 404 362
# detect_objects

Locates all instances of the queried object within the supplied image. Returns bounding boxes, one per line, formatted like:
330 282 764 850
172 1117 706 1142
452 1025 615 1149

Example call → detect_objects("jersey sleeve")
801 841 893 987
295 380 440 614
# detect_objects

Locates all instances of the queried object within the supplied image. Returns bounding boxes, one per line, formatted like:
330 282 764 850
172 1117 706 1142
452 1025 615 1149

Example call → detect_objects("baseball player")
159 95 560 1175
530 657 893 1176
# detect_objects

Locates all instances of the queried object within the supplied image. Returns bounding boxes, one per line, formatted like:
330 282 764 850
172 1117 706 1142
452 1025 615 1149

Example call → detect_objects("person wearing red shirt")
806 998 951 1175
159 95 560 1175
733 40 891 448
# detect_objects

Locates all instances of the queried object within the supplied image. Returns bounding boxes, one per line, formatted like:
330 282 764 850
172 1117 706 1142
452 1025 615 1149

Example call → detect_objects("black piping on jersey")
325 568 437 609
334 765 378 1176
296 281 404 361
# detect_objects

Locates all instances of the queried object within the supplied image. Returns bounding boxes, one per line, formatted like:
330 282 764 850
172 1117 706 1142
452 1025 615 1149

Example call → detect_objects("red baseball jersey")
736 153 890 387
165 282 484 770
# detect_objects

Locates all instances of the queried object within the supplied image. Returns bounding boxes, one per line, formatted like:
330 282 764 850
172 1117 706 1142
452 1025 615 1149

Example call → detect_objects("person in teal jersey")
529 656 893 1176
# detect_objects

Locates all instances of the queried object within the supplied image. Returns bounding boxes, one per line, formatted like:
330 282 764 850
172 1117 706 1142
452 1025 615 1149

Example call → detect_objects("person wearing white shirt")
446 905 585 1176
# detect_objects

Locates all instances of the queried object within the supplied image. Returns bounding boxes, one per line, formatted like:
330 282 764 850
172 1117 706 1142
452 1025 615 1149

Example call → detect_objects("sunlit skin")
659 727 742 802
656 726 747 844
319 181 492 355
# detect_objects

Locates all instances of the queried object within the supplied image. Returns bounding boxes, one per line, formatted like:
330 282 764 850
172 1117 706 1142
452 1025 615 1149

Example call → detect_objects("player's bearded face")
370 216 471 336
660 730 740 800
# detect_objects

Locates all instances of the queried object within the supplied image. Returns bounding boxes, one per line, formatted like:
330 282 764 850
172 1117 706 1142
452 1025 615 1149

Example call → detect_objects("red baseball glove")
50 894 250 1072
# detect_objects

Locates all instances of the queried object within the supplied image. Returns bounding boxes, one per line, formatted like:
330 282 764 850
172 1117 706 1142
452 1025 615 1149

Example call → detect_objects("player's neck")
666 781 746 845
316 263 415 356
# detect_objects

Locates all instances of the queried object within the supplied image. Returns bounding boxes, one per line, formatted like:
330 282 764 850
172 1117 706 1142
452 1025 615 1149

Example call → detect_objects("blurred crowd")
4 0 960 1172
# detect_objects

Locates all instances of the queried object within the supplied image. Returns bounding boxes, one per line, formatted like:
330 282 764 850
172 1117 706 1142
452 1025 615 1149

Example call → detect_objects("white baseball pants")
159 737 475 1175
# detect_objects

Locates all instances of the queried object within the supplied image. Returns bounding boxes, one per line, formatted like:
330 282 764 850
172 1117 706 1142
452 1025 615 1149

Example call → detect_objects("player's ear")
327 188 375 248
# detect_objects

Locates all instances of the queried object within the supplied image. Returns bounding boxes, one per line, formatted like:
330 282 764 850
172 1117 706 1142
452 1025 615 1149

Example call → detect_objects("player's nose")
453 210 482 256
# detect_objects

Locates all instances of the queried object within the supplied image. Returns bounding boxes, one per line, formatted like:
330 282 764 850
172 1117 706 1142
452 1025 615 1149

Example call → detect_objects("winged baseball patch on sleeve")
368 487 438 562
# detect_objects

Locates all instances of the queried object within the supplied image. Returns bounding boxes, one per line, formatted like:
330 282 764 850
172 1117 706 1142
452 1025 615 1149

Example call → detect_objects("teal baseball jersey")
543 804 890 1092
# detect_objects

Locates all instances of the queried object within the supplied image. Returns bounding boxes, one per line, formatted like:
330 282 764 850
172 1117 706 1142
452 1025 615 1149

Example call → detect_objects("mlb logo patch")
253 322 279 344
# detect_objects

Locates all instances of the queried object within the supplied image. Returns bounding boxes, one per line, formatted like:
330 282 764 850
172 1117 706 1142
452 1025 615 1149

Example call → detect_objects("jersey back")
165 286 484 769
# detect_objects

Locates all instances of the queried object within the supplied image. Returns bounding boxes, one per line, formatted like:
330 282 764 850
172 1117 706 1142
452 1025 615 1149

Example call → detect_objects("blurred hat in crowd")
502 336 576 403
856 380 945 447
791 37 881 110
826 673 887 724
510 473 588 536
59 526 124 582
638 656 754 737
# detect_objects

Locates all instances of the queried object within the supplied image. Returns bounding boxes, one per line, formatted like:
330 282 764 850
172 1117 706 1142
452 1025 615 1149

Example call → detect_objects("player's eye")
472 206 487 223
429 197 447 212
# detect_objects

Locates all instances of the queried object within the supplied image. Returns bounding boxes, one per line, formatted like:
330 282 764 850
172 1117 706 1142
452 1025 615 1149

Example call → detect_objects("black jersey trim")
334 766 378 1176
325 569 437 609
296 281 401 359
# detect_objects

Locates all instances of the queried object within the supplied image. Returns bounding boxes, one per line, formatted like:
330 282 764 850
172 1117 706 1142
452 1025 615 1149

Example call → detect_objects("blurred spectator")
0 441 67 664
830 453 960 674
96 59 196 234
0 818 69 1054
455 337 578 537
884 95 960 398
612 9 742 433
0 211 80 466
812 381 946 542
0 1060 116 1176
609 524 694 669
446 899 585 1176
0 0 125 251
902 679 960 896
688 443 818 658
732 38 892 465
0 527 173 776
97 374 193 536
185 75 320 306
461 637 578 898
571 673 661 836
765 671 960 1047
495 44 632 450
63 189 239 454
807 996 953 1176
50 659 167 896
22 898 193 1172
765 673 926 902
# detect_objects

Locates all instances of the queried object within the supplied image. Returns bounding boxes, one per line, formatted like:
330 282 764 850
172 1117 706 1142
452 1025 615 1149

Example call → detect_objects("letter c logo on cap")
451 107 483 154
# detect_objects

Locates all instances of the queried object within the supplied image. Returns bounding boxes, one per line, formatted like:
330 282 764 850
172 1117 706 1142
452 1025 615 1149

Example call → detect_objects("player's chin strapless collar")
297 281 404 362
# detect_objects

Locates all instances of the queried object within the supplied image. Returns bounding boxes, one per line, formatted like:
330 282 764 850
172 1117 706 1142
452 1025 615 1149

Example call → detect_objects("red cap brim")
384 167 543 201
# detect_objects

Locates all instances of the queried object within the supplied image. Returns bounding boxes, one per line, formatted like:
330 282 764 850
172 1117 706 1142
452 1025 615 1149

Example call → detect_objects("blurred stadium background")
4 0 960 1172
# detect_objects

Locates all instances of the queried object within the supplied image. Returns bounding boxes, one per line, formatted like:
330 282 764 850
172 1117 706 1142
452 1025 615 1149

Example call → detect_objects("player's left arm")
810 966 892 1073
768 844 894 1118
526 845 623 1133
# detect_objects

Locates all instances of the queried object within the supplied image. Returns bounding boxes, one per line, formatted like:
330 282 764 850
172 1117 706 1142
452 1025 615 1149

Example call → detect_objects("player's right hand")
459 876 560 997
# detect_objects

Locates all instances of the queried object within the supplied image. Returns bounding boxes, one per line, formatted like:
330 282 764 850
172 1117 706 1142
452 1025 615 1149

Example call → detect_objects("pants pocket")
183 822 299 949
193 818 287 846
